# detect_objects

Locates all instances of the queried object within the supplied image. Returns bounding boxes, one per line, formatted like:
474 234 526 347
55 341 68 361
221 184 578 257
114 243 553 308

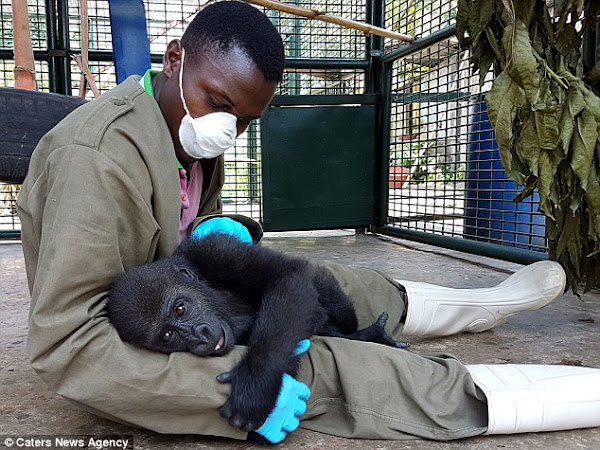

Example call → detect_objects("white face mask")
178 48 238 160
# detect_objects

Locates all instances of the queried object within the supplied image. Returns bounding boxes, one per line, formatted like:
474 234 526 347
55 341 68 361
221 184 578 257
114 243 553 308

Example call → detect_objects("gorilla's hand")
217 362 284 431
217 340 311 435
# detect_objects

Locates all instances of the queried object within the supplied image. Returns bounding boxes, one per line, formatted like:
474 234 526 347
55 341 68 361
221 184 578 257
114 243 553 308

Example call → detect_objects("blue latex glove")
255 339 311 444
191 217 252 244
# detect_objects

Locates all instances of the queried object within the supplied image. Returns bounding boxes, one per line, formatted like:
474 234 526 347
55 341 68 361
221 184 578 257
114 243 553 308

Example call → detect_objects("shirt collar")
140 69 160 97
140 69 183 170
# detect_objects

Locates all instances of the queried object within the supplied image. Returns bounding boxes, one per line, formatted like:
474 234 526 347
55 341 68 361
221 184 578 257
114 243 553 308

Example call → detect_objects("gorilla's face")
148 275 236 356
108 259 254 356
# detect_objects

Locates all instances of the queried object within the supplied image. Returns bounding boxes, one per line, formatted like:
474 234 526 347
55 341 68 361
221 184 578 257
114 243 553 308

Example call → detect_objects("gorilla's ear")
175 264 198 281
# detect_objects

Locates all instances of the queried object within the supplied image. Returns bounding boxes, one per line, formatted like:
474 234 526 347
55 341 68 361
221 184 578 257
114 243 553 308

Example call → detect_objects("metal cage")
0 0 551 264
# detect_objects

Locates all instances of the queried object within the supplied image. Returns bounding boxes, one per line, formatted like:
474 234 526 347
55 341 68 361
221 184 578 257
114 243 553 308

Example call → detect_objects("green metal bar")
56 0 72 94
365 0 374 78
284 58 369 69
380 25 457 65
0 231 21 240
392 91 472 103
270 94 380 106
247 121 259 200
287 0 302 94
365 0 384 93
372 225 548 265
44 0 59 93
376 59 393 227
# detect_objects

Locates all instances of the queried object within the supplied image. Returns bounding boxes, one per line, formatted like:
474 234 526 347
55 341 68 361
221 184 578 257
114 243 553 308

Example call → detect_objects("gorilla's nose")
192 322 214 343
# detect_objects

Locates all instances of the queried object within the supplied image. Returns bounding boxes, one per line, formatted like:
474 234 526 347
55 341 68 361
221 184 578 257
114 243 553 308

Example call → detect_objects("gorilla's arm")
179 234 312 301
217 273 320 431
180 235 325 431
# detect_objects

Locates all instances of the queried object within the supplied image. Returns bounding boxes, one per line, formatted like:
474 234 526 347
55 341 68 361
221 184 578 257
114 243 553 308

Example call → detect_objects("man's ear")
162 39 183 78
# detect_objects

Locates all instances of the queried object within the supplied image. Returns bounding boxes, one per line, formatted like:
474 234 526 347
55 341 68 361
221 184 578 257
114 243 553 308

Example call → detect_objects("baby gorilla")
107 234 407 432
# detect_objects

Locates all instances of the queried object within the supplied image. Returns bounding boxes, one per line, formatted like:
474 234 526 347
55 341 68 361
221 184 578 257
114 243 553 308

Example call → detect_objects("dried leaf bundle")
457 0 600 293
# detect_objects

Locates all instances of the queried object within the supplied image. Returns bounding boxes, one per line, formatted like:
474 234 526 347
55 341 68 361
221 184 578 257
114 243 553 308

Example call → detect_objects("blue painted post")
108 0 151 83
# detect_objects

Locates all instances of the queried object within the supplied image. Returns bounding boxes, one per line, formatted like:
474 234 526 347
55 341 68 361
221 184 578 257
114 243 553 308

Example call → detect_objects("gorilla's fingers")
375 312 389 328
216 371 232 383
219 403 233 419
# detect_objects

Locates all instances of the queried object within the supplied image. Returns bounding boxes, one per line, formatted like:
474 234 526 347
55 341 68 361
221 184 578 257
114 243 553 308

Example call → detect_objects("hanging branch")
73 0 100 98
245 0 414 42
456 0 600 294
11 0 36 90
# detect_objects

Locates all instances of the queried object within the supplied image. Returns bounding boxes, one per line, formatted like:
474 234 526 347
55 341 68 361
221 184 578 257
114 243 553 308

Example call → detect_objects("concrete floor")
1 231 599 449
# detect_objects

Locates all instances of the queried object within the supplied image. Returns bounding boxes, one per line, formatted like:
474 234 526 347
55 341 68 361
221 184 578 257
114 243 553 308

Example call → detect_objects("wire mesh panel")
278 68 365 95
0 0 47 50
273 0 367 95
0 183 20 236
67 0 205 96
269 0 366 59
0 0 50 90
386 31 547 253
384 0 456 52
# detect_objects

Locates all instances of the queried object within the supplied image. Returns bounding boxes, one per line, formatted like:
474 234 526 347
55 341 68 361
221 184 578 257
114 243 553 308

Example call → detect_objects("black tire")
0 88 87 184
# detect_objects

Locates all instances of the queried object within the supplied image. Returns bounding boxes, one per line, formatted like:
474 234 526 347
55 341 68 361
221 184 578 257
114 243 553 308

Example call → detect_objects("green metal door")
261 104 378 231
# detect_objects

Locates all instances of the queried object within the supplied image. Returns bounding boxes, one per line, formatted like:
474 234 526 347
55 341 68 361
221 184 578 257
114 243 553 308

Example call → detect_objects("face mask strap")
178 47 192 116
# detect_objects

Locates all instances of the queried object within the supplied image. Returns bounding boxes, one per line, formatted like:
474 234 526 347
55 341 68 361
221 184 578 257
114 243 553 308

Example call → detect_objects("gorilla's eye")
175 303 186 317
161 330 174 343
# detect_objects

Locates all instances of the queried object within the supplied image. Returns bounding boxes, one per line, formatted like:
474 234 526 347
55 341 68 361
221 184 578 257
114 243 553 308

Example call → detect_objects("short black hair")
181 1 285 82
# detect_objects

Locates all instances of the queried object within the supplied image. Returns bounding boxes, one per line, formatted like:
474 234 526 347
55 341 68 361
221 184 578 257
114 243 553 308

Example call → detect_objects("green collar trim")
141 69 183 170
141 69 160 97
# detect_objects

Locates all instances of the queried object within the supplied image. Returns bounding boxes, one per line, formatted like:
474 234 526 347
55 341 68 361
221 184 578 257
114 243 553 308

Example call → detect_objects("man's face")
158 43 278 165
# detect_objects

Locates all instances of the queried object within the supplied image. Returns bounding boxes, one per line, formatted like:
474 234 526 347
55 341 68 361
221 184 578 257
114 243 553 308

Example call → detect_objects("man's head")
154 1 285 165
181 0 285 83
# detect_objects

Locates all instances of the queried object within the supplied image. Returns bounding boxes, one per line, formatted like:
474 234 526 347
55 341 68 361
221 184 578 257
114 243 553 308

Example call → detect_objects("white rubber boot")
398 260 566 336
467 364 600 434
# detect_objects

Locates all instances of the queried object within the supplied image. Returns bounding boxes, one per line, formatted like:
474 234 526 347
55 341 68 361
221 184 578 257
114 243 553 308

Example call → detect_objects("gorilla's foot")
349 312 409 348
397 260 566 337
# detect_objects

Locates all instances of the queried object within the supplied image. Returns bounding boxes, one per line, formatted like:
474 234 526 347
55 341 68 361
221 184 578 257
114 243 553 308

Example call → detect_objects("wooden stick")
77 0 100 98
11 0 36 90
245 0 414 42
72 54 100 98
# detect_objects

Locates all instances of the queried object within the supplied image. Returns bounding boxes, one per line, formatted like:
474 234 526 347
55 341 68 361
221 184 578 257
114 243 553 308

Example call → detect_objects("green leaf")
502 20 541 105
538 148 563 208
555 23 582 72
570 108 596 189
512 0 537 27
585 164 600 236
515 114 541 176
486 71 526 175
533 106 560 151
455 0 473 48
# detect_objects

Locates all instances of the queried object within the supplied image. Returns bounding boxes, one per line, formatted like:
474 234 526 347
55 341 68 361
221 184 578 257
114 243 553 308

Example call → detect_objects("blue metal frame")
108 0 151 83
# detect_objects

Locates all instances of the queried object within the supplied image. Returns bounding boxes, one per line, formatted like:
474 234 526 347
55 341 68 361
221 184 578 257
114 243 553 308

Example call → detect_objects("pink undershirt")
138 71 203 242
178 162 203 243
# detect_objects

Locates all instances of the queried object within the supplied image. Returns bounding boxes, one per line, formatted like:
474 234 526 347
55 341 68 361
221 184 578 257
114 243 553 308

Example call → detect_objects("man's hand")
191 217 252 243
254 339 311 444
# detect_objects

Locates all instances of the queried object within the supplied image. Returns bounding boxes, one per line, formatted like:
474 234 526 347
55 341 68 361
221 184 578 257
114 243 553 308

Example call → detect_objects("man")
17 0 600 444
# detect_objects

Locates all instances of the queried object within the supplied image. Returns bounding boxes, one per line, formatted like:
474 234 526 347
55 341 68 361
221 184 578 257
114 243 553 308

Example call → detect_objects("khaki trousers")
297 263 488 440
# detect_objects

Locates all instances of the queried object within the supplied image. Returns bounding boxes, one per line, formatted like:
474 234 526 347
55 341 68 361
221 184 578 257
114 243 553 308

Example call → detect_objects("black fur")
107 234 407 432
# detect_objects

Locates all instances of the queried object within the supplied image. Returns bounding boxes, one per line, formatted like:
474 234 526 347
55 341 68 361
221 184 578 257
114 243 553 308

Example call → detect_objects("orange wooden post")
11 0 37 90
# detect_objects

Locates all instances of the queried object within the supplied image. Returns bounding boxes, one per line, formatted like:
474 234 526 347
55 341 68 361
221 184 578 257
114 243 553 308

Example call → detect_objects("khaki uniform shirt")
17 77 248 439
